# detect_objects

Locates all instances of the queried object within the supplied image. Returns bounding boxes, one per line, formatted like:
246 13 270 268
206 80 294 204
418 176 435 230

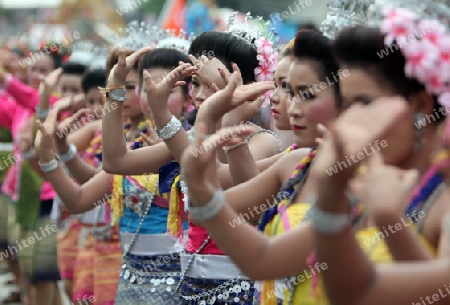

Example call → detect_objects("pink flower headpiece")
227 12 279 108
381 7 450 107
254 37 278 107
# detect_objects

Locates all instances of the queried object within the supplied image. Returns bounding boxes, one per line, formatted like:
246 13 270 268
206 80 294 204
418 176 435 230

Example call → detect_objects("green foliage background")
0 128 13 183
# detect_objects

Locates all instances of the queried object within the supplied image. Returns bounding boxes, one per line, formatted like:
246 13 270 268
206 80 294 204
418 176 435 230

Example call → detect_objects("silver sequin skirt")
115 252 182 305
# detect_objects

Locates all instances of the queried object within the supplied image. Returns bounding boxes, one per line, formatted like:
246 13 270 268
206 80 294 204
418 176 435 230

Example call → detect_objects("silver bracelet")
36 106 50 119
187 189 225 221
247 129 282 153
311 205 351 234
155 115 182 141
56 143 77 163
38 159 59 173
21 148 37 159
222 140 248 153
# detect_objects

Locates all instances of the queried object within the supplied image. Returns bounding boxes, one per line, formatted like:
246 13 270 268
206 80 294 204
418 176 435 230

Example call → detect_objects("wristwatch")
106 88 126 102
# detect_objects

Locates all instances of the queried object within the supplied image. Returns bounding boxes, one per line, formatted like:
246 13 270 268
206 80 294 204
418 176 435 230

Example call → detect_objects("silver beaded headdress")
320 0 374 39
227 11 280 51
156 29 196 54
107 21 159 51
69 41 109 69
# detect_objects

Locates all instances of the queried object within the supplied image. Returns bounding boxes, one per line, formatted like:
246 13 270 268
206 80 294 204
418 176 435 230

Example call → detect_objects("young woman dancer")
0 43 67 110
308 8 450 305
34 59 90 303
101 30 280 177
48 46 153 305
35 46 193 305
179 15 450 304
270 39 295 151
203 34 316 189
0 44 70 305
102 28 280 304
0 48 31 304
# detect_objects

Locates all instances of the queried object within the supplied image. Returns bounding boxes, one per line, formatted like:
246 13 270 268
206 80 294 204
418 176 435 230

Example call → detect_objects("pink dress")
4 74 58 111
0 80 56 201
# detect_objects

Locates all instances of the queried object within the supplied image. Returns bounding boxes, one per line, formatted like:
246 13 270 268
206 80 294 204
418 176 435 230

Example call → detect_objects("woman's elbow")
102 158 121 174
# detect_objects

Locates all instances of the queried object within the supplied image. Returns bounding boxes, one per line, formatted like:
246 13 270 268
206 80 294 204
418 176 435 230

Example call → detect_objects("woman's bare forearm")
314 182 375 305
101 98 130 171
198 203 313 279
152 109 190 163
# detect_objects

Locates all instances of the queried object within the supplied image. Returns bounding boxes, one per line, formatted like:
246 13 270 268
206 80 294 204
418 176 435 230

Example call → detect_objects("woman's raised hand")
107 46 153 87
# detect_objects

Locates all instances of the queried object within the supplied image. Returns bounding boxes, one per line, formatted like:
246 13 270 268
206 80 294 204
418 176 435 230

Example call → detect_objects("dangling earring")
413 112 426 153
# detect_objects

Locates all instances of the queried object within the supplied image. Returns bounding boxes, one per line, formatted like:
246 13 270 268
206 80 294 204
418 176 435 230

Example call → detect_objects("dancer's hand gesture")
53 109 91 145
141 122 162 147
17 119 34 153
144 63 197 115
311 96 408 187
107 46 153 87
202 63 273 123
35 108 59 154
352 152 418 219
39 68 62 94
188 54 217 72
181 123 256 205
55 93 86 114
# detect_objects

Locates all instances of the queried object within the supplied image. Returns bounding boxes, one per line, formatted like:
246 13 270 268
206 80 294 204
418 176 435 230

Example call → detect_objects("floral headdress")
378 4 450 194
39 41 71 63
156 29 196 54
2 37 32 58
380 7 450 107
368 0 450 29
227 12 280 107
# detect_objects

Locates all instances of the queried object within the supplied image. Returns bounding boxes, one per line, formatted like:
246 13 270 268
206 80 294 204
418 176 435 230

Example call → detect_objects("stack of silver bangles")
187 189 225 221
155 115 182 140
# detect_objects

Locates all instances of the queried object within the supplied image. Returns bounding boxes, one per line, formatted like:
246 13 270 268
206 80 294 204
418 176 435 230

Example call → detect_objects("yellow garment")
263 203 437 305
110 174 163 225
167 174 182 239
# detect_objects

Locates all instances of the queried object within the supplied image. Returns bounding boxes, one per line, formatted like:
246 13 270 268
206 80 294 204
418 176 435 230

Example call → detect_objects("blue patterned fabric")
159 161 181 195
119 177 168 234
